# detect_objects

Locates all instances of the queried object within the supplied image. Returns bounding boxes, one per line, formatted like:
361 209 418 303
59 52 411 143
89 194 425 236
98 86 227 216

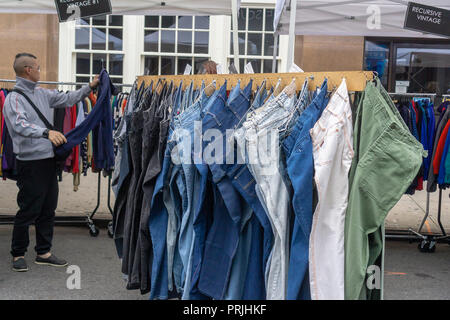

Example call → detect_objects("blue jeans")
252 85 267 110
282 79 329 300
242 214 265 300
197 81 254 299
166 122 185 293
209 80 270 299
173 92 211 299
180 81 194 112
225 162 271 299
148 125 174 300
224 202 253 299
188 87 225 300
188 163 214 300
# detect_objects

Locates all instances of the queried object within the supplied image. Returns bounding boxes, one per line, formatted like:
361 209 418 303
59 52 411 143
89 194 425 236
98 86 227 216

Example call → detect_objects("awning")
274 0 450 37
0 0 235 16
273 0 450 72
0 0 243 70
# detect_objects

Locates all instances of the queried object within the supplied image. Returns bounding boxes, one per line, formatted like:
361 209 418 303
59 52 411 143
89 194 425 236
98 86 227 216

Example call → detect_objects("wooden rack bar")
137 71 374 92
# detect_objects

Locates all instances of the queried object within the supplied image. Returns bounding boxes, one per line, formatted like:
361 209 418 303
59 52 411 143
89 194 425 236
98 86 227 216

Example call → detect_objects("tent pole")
231 0 240 72
287 0 297 72
272 33 278 73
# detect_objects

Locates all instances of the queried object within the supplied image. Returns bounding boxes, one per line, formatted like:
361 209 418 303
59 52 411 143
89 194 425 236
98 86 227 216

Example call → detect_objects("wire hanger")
234 78 267 130
203 80 217 98
181 80 194 113
272 78 283 98
280 77 310 134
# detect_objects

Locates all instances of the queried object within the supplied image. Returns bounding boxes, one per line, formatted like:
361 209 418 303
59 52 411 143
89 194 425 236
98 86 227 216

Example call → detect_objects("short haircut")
13 53 37 75
15 53 37 60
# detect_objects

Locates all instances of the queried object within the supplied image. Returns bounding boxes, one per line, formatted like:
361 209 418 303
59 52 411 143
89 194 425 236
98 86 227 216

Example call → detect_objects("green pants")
344 79 425 300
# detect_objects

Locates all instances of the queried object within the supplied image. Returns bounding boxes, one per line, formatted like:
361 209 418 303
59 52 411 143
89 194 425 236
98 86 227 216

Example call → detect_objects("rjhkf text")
183 304 267 317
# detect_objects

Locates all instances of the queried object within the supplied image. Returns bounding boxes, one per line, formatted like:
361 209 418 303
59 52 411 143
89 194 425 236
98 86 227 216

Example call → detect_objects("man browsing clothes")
3 53 100 272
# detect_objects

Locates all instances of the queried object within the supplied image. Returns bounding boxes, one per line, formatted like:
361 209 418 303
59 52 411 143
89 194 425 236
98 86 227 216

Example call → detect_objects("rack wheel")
107 222 114 238
418 239 436 253
88 224 99 237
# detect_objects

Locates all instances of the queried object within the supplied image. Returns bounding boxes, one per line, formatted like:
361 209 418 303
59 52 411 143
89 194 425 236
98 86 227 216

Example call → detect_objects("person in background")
200 60 218 74
3 53 100 272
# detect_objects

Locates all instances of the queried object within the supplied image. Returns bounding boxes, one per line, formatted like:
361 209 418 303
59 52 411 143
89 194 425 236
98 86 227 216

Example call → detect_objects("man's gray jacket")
3 77 92 161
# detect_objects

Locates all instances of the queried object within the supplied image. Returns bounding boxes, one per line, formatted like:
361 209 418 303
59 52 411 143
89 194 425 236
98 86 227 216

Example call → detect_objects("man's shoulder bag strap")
12 88 54 131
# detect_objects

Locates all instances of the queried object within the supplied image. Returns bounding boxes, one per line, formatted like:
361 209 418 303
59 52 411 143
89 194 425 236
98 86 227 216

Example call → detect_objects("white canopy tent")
273 0 450 72
0 0 242 70
0 0 233 15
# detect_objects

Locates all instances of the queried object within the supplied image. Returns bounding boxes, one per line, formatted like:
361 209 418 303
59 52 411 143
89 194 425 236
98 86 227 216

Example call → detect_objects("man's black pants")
11 157 58 258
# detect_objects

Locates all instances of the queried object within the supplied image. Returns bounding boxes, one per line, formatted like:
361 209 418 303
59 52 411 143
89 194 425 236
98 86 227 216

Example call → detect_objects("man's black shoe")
12 258 28 272
35 254 68 267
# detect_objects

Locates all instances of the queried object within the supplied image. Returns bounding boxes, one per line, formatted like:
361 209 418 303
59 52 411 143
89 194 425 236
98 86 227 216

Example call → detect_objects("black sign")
404 2 450 38
54 0 112 23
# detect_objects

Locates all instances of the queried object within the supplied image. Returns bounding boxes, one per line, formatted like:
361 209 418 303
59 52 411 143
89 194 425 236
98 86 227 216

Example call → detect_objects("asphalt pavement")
0 225 448 300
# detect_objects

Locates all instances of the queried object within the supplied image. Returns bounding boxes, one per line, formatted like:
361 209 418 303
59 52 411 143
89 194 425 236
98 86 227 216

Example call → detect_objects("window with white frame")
143 15 211 75
74 15 124 86
229 7 279 73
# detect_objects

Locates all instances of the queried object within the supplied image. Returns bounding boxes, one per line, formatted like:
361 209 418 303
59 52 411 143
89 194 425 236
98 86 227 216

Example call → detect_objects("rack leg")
437 189 447 237
417 192 430 234
87 172 101 237
107 173 113 216
89 172 101 219
107 172 114 238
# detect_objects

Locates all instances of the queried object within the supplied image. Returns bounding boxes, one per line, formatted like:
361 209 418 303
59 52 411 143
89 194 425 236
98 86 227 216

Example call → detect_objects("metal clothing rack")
387 92 450 252
0 78 128 237
388 92 437 97
0 79 134 88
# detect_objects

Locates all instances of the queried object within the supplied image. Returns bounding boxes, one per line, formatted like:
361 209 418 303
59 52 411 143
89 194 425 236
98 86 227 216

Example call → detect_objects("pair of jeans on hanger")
281 79 329 300
122 83 154 289
139 84 174 294
175 90 211 299
112 83 137 258
188 86 224 300
345 79 425 300
308 79 354 300
146 87 176 299
241 85 297 300
196 81 262 300
163 84 208 297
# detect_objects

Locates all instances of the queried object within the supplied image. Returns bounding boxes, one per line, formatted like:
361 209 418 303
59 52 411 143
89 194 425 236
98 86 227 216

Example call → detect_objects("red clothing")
63 107 73 170
412 100 419 125
416 177 423 191
0 91 5 143
433 120 450 174
71 104 79 174
122 99 127 114
88 92 99 173
89 92 97 106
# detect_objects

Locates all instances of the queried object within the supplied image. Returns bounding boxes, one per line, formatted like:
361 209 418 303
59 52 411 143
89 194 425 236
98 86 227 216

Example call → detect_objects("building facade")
57 0 291 87
0 0 448 95
0 14 59 85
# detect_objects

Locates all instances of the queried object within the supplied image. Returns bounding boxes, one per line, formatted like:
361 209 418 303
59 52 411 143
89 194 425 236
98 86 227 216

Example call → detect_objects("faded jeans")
242 89 296 300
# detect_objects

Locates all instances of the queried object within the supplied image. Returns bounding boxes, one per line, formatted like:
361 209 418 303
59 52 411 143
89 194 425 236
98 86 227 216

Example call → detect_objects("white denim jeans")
309 79 354 300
